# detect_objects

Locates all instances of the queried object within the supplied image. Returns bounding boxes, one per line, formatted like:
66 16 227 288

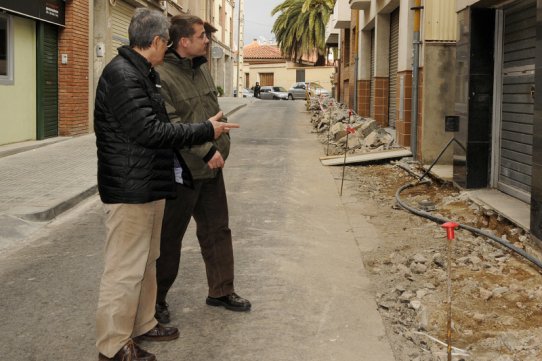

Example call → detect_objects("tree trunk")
315 54 326 66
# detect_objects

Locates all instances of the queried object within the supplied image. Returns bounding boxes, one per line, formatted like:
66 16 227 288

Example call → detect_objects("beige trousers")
96 200 164 357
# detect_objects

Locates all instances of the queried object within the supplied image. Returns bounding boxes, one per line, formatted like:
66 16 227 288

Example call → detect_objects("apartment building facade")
327 0 542 243
0 0 234 146
0 0 91 145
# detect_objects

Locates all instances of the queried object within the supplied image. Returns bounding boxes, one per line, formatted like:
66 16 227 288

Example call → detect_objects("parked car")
259 86 289 100
288 82 308 100
288 82 330 100
233 88 254 98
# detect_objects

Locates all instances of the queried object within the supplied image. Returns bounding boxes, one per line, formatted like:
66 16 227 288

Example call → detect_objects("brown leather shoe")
135 323 179 342
98 339 156 361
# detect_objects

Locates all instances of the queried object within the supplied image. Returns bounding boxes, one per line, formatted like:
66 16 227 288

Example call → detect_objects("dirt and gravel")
306 97 542 360
344 162 542 361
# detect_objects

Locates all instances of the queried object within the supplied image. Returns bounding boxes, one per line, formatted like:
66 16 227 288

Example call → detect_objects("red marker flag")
346 125 356 134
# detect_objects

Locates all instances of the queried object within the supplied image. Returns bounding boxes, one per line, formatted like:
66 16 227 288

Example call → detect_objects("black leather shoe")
206 292 251 312
135 324 179 342
155 302 170 324
98 340 156 361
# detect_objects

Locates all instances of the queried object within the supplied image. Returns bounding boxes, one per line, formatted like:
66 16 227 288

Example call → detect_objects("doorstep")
422 164 530 231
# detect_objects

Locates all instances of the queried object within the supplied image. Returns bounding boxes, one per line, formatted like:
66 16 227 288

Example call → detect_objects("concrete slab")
320 148 412 166
422 164 453 182
466 189 530 230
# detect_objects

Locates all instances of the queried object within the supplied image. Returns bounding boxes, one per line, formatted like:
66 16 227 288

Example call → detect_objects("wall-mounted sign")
0 0 65 26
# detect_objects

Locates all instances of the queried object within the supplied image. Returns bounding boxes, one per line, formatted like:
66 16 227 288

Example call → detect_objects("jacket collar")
118 46 153 76
164 48 208 69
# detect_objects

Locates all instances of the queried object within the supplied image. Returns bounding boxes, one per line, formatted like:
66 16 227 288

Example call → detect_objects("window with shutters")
259 73 274 86
0 14 13 85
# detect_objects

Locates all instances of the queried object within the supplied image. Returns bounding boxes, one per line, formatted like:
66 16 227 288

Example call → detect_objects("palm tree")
272 0 335 66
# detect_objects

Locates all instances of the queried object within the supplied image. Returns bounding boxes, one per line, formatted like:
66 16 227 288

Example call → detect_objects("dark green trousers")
156 171 235 302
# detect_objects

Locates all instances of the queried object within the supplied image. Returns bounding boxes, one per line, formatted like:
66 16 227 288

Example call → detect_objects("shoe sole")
135 330 180 342
205 298 251 312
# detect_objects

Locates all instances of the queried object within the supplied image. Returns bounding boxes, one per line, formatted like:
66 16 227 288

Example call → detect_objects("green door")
36 22 58 139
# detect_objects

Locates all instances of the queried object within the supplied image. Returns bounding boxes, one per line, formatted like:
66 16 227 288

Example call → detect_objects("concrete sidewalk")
0 97 249 251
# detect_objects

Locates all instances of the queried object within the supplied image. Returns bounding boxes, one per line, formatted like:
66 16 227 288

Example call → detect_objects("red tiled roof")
242 40 324 65
243 40 283 60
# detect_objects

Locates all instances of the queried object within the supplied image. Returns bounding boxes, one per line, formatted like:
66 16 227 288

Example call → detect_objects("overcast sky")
235 0 284 45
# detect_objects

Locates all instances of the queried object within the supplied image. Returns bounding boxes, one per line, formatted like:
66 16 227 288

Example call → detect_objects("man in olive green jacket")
154 14 251 324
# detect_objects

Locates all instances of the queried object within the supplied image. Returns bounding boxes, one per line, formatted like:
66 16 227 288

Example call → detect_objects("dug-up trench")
342 162 542 361
307 97 542 360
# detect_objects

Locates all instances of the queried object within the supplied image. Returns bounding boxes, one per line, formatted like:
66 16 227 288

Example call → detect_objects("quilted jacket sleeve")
104 68 214 149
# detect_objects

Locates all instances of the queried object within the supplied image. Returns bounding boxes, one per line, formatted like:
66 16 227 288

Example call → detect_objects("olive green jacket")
157 50 230 180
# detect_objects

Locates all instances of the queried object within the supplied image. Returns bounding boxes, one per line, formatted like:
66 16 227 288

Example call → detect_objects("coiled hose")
395 181 542 270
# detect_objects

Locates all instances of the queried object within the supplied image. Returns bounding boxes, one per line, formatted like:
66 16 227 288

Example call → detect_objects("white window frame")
0 13 14 85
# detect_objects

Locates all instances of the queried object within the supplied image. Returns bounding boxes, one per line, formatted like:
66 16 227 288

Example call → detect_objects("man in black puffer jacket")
94 8 238 361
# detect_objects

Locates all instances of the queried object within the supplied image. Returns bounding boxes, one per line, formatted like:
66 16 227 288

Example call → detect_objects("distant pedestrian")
254 82 261 98
153 14 251 326
94 8 239 361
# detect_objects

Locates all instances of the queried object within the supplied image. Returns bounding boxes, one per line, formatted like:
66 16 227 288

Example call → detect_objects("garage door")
111 0 135 56
498 0 535 202
259 73 274 86
388 8 399 128
36 22 58 139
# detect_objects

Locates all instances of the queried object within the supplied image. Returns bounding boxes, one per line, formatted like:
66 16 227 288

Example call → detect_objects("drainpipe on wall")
354 55 359 113
411 0 423 160
236 0 244 96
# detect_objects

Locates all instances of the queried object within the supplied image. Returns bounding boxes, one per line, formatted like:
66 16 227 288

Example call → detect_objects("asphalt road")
0 99 395 361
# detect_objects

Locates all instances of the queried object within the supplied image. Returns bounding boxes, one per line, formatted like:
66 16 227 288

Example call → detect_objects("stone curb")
18 185 99 222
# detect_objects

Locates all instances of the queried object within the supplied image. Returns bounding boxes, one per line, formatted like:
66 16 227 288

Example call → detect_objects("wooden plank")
320 148 412 166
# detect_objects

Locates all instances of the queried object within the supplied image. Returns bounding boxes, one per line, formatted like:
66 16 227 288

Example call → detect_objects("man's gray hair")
128 8 170 48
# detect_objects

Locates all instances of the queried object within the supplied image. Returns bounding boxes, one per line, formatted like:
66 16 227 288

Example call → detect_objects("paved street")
0 99 394 361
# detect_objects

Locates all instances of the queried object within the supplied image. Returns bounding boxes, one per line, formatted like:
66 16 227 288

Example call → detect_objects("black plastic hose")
395 181 542 270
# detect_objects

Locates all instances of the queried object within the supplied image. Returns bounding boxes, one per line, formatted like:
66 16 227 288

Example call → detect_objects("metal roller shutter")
36 22 58 139
111 1 135 55
369 28 375 118
499 0 535 200
388 8 399 128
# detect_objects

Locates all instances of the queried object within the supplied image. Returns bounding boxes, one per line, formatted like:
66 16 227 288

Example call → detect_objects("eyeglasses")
159 36 172 47
192 32 208 40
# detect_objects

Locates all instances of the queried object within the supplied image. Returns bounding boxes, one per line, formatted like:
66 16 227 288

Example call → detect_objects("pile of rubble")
307 97 397 156
349 163 542 361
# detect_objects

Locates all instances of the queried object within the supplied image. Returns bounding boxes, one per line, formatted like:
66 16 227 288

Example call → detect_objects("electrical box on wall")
96 43 105 57
445 115 459 132
61 54 68 64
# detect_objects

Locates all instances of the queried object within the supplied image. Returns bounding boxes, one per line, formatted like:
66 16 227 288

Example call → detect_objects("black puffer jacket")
94 46 214 204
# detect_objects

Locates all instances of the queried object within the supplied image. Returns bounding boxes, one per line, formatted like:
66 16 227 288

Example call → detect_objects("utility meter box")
445 115 459 132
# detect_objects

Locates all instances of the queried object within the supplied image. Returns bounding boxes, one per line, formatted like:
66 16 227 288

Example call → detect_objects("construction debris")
308 96 405 158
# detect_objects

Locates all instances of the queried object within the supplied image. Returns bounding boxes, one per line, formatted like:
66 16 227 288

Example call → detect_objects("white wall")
245 63 334 91
0 16 37 144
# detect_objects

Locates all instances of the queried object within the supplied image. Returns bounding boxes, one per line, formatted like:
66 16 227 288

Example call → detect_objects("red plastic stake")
441 221 459 361
442 222 459 240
